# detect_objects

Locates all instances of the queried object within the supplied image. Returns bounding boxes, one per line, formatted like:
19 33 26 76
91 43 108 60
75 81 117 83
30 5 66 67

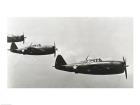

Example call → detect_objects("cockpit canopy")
32 44 41 47
88 58 102 62
80 58 103 63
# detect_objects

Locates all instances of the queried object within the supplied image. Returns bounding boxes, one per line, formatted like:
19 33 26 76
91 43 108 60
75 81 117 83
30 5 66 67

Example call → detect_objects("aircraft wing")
16 47 28 51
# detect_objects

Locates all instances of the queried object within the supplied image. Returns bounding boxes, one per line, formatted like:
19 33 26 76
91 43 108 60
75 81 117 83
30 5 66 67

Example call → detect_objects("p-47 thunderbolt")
7 33 26 43
9 42 58 57
54 55 129 79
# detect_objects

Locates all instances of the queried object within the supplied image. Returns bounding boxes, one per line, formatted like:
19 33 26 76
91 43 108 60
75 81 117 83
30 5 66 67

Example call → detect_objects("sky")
7 17 133 88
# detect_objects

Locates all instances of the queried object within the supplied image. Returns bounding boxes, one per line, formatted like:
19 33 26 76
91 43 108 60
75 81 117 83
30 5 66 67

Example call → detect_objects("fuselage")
55 61 125 75
11 45 55 55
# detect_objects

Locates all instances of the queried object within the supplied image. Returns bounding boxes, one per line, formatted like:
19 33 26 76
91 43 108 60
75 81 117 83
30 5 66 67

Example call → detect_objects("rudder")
10 42 18 51
55 55 67 68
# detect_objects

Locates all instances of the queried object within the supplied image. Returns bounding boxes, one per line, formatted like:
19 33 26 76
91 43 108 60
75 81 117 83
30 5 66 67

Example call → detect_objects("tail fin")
10 42 18 51
55 55 67 68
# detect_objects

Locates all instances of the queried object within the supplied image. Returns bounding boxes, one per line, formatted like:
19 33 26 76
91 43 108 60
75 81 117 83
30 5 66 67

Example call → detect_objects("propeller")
23 33 26 44
123 57 129 79
54 42 58 57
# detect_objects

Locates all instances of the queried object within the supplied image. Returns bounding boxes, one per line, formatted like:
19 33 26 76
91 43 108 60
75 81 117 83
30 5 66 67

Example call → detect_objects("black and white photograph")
1 0 140 105
7 17 133 88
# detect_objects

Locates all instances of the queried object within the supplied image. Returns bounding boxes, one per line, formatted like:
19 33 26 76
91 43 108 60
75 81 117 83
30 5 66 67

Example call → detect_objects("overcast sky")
7 17 133 88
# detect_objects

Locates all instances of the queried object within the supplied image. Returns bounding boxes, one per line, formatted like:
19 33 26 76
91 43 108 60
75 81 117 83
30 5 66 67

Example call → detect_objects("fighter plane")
7 33 26 43
9 42 58 57
54 55 129 79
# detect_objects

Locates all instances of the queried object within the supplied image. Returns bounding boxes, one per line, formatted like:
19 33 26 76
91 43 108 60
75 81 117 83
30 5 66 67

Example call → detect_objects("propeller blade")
22 33 26 44
123 57 126 65
123 57 128 79
54 50 56 57
23 38 25 44
54 42 56 57
124 68 127 79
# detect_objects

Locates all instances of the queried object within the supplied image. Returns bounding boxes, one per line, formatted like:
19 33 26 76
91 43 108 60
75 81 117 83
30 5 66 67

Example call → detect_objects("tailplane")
55 55 67 68
10 42 18 51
